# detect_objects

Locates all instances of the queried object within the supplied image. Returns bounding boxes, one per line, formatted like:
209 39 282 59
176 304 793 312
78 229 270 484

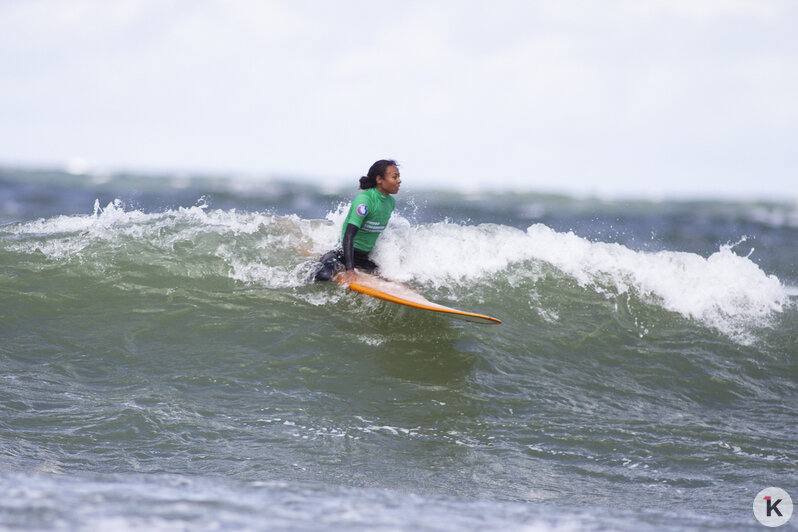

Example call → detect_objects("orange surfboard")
335 272 501 325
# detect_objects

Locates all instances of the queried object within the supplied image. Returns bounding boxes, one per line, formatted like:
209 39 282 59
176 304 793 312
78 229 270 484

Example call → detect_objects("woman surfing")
313 159 401 283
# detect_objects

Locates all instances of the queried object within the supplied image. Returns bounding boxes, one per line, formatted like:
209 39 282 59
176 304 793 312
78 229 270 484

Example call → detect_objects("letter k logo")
754 488 792 527
765 496 783 517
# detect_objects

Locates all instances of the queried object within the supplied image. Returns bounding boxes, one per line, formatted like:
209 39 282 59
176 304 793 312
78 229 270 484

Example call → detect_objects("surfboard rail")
336 273 501 325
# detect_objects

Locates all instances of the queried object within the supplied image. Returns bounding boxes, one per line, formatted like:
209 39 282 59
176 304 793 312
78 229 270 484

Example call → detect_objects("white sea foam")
6 201 326 288
747 203 798 229
3 202 788 341
371 219 788 342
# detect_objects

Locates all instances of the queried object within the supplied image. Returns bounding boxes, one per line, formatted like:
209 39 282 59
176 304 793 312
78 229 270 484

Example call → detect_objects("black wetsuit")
312 245 378 282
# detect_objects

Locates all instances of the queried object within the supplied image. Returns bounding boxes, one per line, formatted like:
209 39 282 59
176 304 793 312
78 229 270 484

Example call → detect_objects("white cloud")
624 0 782 20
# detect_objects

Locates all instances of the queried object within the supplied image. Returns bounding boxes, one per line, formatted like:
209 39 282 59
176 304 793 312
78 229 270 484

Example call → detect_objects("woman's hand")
336 269 359 286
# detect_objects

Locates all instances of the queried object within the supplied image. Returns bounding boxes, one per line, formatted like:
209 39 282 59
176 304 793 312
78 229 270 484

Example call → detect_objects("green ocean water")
1 169 797 530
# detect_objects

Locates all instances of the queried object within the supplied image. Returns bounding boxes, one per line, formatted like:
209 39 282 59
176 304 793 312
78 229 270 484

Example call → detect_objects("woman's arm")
342 223 359 271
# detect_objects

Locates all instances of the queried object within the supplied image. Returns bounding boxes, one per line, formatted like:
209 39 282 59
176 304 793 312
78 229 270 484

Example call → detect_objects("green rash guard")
341 187 395 252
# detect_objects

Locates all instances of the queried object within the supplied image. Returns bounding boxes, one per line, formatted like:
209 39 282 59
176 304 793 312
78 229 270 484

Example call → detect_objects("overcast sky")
1 0 796 198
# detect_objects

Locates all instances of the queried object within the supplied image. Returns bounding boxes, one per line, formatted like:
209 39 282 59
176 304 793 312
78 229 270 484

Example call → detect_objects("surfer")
313 159 401 283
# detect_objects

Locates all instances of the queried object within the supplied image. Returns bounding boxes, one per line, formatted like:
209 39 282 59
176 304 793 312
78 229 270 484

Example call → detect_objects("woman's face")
376 165 401 195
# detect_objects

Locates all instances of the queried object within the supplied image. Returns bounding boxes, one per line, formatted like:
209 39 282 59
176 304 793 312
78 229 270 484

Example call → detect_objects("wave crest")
1 201 788 342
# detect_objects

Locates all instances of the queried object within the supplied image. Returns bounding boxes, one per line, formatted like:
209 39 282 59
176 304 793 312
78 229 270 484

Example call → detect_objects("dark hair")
359 159 398 190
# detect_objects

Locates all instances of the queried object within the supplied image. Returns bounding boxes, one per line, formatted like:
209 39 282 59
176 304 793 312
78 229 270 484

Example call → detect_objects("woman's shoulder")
353 187 380 201
351 187 394 206
351 188 373 204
